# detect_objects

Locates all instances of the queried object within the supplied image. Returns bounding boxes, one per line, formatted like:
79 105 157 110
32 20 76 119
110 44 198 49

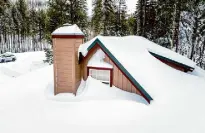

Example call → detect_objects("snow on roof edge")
82 37 153 103
52 24 84 36
149 51 195 71
79 36 196 69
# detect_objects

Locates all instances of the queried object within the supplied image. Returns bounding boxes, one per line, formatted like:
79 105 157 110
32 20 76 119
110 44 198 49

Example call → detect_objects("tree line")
0 0 50 53
0 0 205 69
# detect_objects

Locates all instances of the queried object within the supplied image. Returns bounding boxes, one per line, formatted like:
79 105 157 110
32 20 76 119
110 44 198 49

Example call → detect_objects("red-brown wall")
81 45 142 96
157 58 186 72
104 54 142 95
53 37 83 95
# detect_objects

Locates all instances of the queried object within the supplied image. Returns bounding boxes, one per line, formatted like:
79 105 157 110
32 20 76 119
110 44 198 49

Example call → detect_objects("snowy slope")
0 52 205 133
46 76 147 104
0 51 48 79
79 36 196 68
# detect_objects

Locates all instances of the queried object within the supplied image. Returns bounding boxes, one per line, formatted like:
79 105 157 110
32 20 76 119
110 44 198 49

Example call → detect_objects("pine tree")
181 0 205 60
16 0 30 41
102 0 116 35
47 0 68 36
136 0 146 36
127 14 137 35
68 0 88 31
45 0 88 64
92 0 103 36
114 0 128 36
37 10 47 49
11 4 21 52
136 0 157 39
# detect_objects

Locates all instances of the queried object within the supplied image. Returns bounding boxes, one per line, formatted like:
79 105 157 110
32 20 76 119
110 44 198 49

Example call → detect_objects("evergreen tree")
92 0 116 36
16 0 30 41
29 8 39 51
45 0 88 64
37 10 47 47
68 0 88 31
47 0 88 38
180 0 205 61
114 0 128 36
47 0 68 37
102 0 116 35
135 0 157 39
127 14 137 35
92 0 103 36
11 4 21 52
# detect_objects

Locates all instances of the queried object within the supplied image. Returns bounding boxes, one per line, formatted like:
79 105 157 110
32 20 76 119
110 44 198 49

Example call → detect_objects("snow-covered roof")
87 49 113 68
52 24 84 36
79 36 198 102
79 36 195 68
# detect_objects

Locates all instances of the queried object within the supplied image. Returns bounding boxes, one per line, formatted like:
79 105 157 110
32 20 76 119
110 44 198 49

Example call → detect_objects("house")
52 24 196 104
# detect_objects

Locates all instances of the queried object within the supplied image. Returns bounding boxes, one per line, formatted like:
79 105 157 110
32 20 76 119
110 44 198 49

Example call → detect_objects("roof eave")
149 51 195 72
87 38 153 103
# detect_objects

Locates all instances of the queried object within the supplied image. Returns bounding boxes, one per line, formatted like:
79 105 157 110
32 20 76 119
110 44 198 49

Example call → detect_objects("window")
89 69 110 83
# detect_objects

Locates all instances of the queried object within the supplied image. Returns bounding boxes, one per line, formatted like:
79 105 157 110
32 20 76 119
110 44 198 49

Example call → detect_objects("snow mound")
88 49 113 68
189 66 205 79
52 24 84 36
45 76 147 104
0 51 48 78
82 77 148 104
0 52 205 132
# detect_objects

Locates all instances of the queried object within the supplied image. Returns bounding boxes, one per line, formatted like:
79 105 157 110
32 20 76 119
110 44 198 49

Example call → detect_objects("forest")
0 0 205 69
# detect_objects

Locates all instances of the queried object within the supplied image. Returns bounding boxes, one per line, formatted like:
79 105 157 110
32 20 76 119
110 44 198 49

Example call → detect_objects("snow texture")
52 24 84 36
79 36 196 68
1 52 205 133
0 51 48 79
87 49 113 68
46 76 147 103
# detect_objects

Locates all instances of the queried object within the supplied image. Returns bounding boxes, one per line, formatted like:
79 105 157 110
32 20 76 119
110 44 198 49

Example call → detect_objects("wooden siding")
81 45 142 96
104 54 142 96
53 37 83 95
74 38 84 92
157 58 185 72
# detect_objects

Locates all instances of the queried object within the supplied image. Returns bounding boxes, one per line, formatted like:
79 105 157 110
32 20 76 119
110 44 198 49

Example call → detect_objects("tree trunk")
172 0 181 52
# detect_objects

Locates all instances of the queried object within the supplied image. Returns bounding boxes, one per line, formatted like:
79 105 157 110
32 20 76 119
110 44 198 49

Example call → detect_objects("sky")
87 0 137 16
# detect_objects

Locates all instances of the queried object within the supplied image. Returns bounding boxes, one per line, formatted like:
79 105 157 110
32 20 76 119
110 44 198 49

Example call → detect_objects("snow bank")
1 47 205 133
81 76 148 104
88 49 113 68
189 66 205 79
0 51 48 78
45 76 147 104
1 62 205 133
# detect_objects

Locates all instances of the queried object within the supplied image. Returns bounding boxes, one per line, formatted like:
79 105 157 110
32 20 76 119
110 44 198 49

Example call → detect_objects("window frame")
87 66 113 87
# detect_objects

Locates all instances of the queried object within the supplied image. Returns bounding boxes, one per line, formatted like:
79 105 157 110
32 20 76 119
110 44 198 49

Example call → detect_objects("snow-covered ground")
1 51 205 133
0 51 48 83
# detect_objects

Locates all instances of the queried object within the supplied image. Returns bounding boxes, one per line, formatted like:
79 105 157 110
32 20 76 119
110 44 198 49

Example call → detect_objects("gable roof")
79 36 195 69
79 36 197 103
87 38 153 103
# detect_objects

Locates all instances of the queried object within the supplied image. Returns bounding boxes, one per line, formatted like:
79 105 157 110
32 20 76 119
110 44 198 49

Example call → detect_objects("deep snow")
0 51 205 133
79 36 196 68
52 24 84 36
88 49 113 68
